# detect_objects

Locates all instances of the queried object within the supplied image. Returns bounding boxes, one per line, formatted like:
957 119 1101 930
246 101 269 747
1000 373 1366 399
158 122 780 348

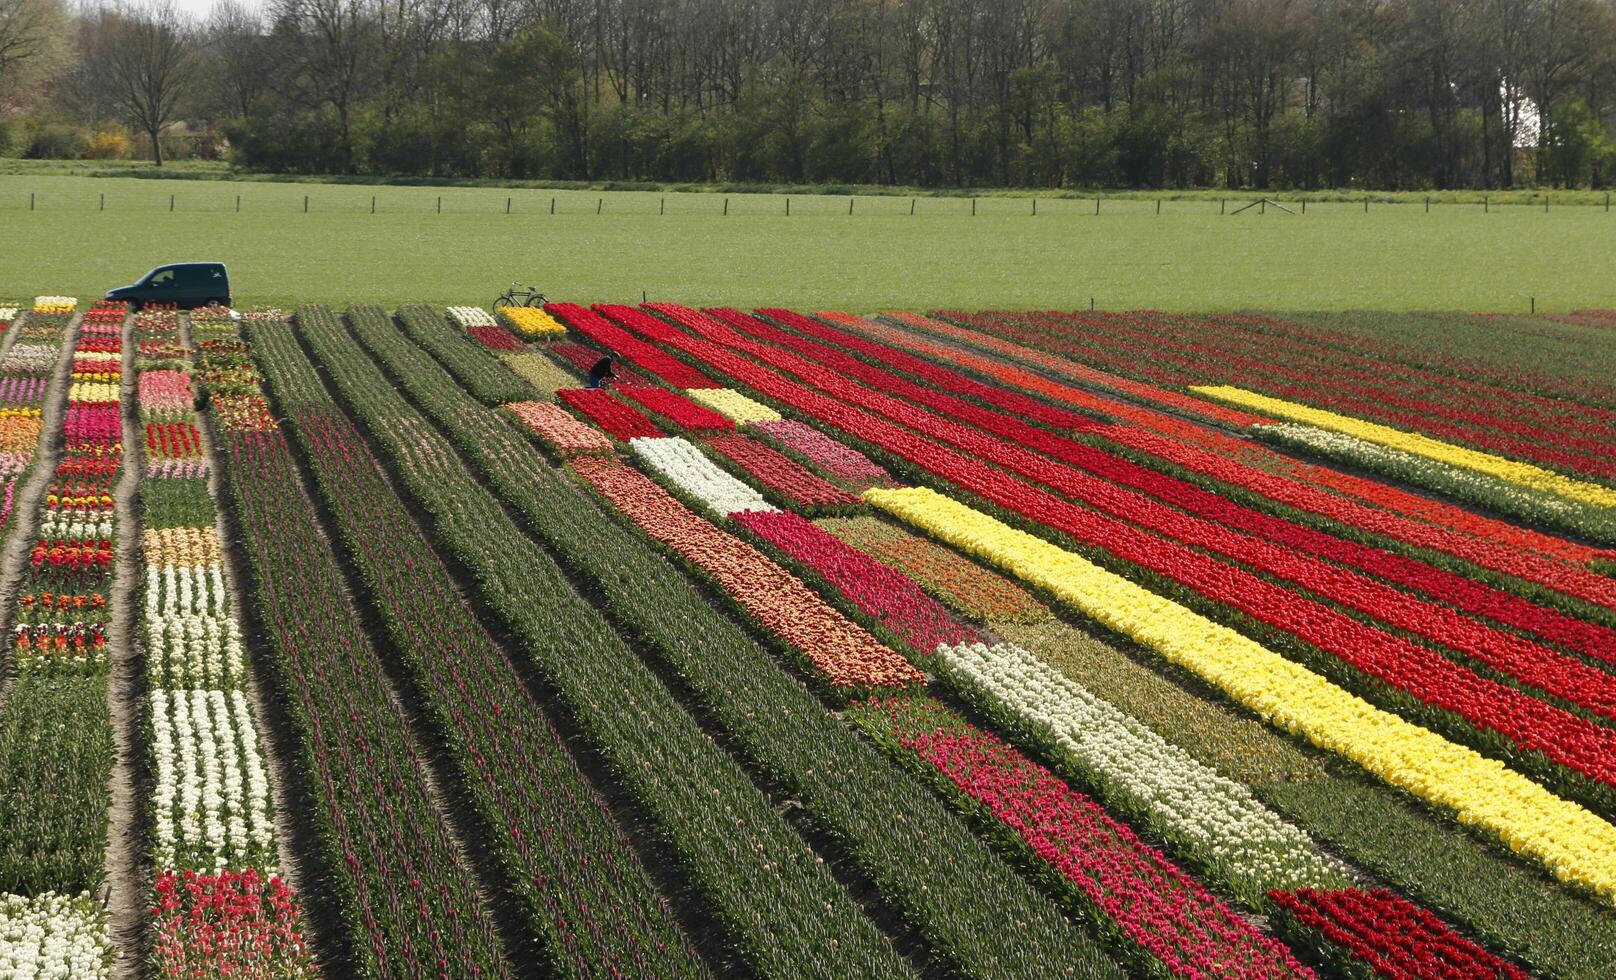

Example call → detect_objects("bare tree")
204 0 275 119
82 1 199 165
0 0 66 101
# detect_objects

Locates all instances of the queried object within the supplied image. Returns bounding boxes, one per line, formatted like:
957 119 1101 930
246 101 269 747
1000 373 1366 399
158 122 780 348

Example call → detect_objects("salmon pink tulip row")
503 399 614 454
571 454 922 689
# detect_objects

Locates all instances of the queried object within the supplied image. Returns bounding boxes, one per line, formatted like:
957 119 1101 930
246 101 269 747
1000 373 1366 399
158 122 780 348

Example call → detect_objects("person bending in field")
586 354 618 389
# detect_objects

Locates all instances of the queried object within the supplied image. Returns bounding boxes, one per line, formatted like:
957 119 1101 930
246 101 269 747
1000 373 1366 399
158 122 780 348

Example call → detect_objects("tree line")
2 0 1614 189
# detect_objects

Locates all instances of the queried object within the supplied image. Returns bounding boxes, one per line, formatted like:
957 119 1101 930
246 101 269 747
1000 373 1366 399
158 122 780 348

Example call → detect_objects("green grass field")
4 171 1615 312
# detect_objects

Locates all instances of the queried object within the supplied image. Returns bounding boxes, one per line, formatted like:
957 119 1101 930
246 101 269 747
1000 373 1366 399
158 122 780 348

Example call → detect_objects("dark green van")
105 262 231 311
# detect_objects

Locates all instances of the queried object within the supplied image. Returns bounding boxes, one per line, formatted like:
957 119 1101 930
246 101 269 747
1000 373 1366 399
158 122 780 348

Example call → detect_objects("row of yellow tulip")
1192 384 1616 509
864 484 1616 904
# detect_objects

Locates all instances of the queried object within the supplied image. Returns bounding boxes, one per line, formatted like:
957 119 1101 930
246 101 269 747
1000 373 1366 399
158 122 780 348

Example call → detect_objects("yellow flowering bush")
866 485 1616 904
684 387 781 424
498 306 567 337
1194 384 1616 509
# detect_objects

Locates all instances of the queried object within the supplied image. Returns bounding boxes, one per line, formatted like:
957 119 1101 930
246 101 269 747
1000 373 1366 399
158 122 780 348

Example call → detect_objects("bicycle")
493 282 547 310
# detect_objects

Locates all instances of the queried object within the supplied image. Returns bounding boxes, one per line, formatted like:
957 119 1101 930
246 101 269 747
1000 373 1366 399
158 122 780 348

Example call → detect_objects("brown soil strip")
105 311 149 978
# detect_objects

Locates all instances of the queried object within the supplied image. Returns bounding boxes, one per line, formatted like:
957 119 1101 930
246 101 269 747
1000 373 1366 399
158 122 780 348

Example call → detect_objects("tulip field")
0 295 1614 979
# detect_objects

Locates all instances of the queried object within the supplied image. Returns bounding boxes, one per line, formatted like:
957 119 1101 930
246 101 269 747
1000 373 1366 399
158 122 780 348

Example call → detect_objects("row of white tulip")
0 306 20 323
144 565 229 621
936 640 1350 902
36 513 113 541
0 892 108 979
447 306 497 328
150 689 277 872
629 436 776 516
146 612 246 690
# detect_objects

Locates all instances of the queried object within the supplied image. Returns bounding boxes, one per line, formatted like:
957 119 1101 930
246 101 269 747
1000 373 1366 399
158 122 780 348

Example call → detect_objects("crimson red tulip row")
619 384 735 431
557 388 664 440
733 509 976 655
548 302 716 388
1268 887 1527 980
704 433 858 510
467 324 524 352
1030 306 1616 461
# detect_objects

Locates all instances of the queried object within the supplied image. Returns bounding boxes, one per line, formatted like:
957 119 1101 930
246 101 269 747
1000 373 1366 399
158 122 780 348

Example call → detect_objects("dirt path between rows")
105 309 148 978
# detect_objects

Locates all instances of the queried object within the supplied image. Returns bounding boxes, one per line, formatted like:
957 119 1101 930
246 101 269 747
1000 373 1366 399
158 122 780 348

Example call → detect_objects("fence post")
1095 197 1100 215
1484 196 1488 213
551 197 555 214
100 193 105 212
1425 196 1430 212
370 195 375 214
1221 199 1225 214
786 197 790 216
304 195 309 213
1032 198 1037 216
1607 192 1611 212
1364 196 1369 213
437 196 442 214
597 197 603 215
724 198 729 216
661 197 666 215
1301 199 1306 214
1544 197 1549 212
972 198 976 216
29 192 34 211
236 195 241 213
170 194 176 212
849 197 854 215
506 197 511 214
1156 199 1161 215
1531 296 1536 314
910 198 915 215
1260 200 1266 215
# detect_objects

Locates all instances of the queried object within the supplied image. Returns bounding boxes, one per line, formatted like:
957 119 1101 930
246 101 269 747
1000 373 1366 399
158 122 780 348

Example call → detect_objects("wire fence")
3 187 1612 217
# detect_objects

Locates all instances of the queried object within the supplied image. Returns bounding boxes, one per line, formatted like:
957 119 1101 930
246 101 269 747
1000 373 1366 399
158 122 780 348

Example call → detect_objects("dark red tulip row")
855 695 1315 980
557 387 664 440
619 384 735 431
704 433 858 511
467 324 524 351
713 308 1616 698
1268 888 1528 980
602 306 1616 790
733 508 977 655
